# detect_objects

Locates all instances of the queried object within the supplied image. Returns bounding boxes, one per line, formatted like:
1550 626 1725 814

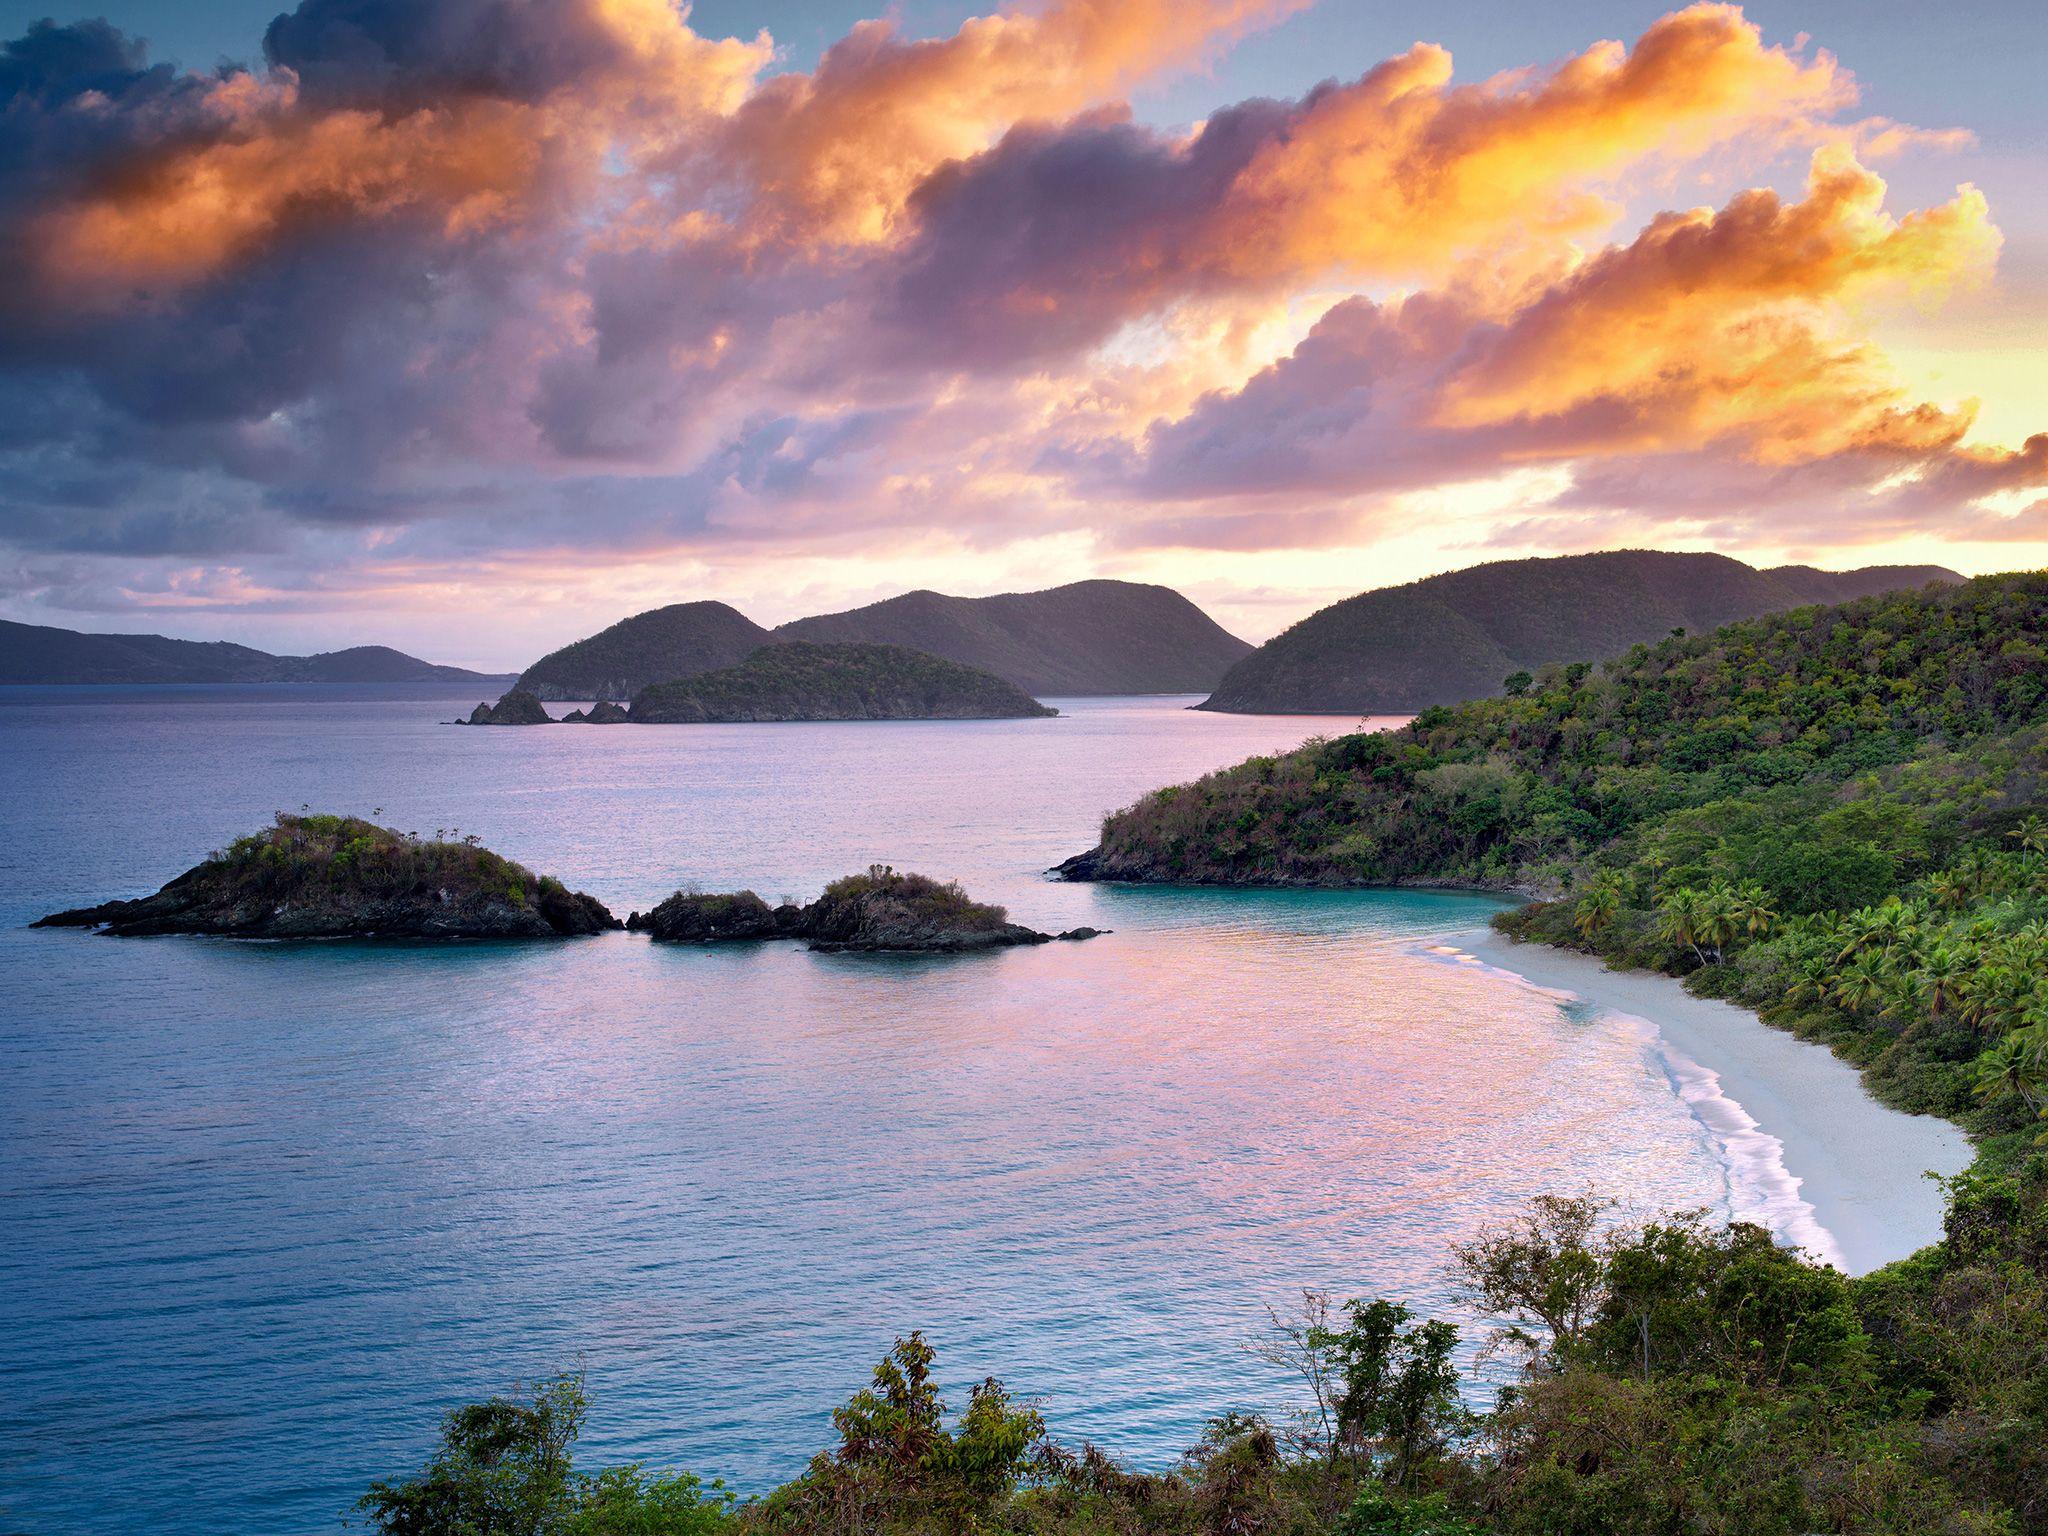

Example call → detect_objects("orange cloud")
1198 2 1856 281
1434 148 2001 464
32 96 542 294
718 0 1307 247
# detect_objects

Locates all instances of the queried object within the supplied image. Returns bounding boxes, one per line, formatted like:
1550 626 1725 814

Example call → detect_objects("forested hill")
515 601 772 700
627 641 1056 722
0 620 507 686
1070 572 2042 893
773 579 1251 695
1198 550 1959 714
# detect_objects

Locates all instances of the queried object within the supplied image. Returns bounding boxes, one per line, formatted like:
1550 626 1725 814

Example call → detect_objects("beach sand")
1448 928 1973 1276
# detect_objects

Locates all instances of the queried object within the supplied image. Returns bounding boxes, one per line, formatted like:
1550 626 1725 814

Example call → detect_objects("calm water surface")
0 688 1733 1535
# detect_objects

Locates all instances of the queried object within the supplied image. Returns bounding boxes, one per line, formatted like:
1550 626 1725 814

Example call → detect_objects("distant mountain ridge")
516 580 1253 701
0 620 508 686
772 579 1251 695
1198 552 1963 714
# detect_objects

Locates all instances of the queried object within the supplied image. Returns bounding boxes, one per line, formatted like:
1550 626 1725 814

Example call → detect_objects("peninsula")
35 813 618 938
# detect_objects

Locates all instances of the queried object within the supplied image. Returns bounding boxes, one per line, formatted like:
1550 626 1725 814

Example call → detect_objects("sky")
0 0 2043 668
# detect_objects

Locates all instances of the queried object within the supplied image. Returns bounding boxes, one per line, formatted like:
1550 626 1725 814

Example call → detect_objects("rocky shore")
35 813 618 939
628 866 1103 953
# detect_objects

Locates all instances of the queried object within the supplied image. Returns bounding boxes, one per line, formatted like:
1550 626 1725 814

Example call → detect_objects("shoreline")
1446 928 1973 1276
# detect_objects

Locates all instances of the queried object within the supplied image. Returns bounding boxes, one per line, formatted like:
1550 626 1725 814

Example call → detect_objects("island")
34 813 619 938
627 866 1103 952
625 642 1055 722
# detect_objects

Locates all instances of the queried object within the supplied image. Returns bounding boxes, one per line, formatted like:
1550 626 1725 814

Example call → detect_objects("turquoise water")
0 688 1731 1534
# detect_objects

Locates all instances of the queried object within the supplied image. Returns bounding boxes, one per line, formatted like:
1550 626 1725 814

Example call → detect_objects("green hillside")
628 641 1056 722
1199 550 1959 713
516 602 772 700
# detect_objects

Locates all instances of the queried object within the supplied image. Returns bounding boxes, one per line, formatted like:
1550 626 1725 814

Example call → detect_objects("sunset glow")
0 0 2041 664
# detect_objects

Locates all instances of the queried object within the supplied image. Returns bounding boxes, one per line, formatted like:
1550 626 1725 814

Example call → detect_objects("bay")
0 687 1732 1534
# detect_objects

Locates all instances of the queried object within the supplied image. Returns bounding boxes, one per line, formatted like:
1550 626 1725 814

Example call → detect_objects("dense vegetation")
777 579 1252 696
35 812 618 938
0 618 501 685
517 602 773 700
628 643 1056 723
360 1148 2048 1534
1197 551 1957 714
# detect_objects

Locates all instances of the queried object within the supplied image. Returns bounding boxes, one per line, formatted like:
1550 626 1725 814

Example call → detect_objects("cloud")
1112 147 2041 548
0 0 2036 645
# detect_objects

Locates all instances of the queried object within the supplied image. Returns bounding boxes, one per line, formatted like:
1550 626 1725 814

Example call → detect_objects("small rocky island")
561 700 630 724
627 866 1103 953
35 813 619 939
463 690 552 725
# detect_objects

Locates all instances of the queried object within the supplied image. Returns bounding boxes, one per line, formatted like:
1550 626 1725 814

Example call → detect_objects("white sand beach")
1449 929 1974 1275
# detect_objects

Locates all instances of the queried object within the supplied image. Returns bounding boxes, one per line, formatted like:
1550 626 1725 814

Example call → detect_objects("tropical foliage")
363 1150 2048 1534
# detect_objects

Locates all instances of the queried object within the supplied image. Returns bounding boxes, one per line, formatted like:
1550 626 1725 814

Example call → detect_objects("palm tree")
1916 944 1969 1022
1827 955 1890 1016
2008 814 2047 856
1729 883 1778 940
1573 873 1625 941
1926 873 1971 912
1974 1029 2047 1122
1692 881 1745 960
1657 889 1709 967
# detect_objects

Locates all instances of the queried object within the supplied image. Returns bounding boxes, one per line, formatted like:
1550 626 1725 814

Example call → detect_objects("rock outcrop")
465 690 554 725
561 700 630 724
630 866 1106 953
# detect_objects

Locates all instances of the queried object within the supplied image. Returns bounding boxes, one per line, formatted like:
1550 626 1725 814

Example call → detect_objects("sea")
0 685 1737 1534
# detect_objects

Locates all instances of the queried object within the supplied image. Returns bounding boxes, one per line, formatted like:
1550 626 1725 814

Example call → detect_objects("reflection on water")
0 689 1729 1534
